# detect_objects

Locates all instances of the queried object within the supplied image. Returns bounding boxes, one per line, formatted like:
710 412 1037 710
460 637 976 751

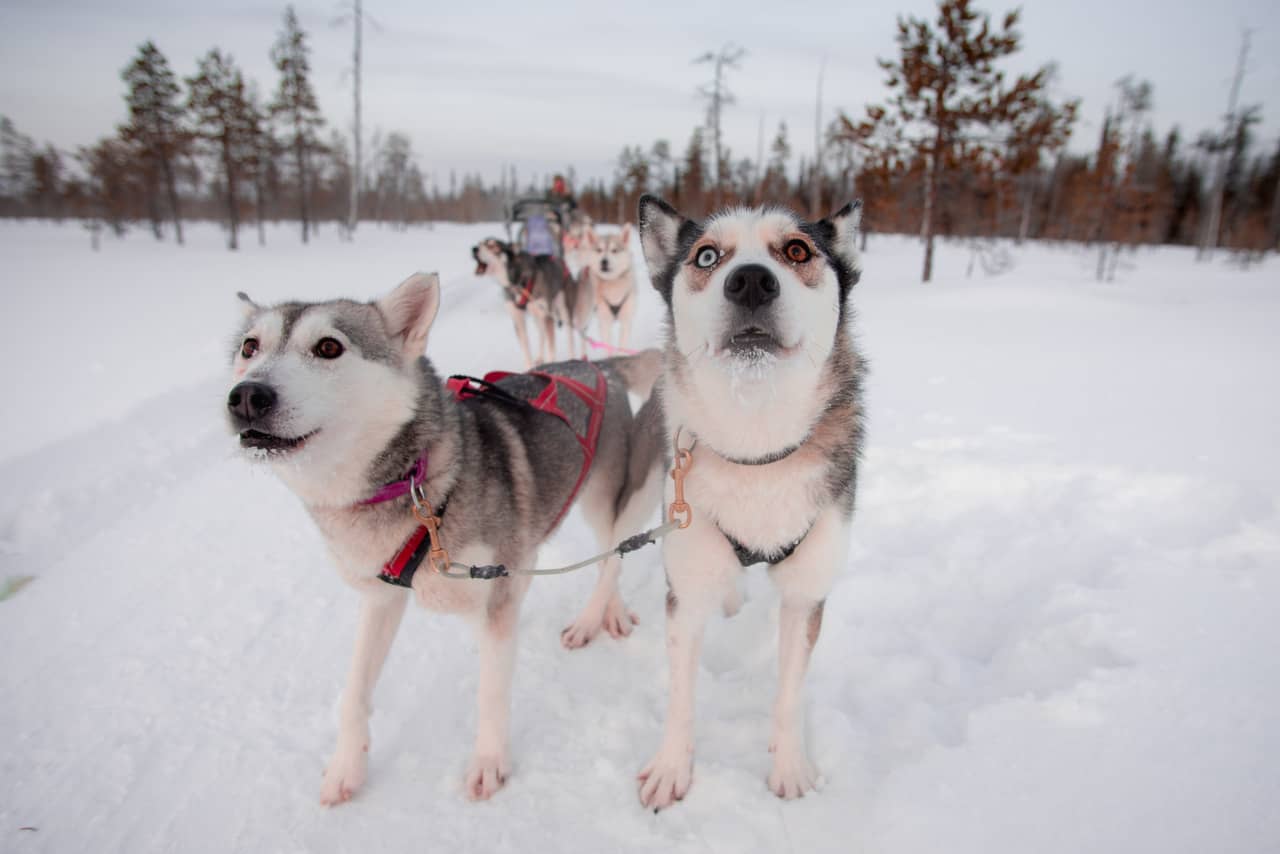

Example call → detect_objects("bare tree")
694 43 745 211
1198 29 1252 260
333 0 366 237
187 49 257 250
810 56 826 216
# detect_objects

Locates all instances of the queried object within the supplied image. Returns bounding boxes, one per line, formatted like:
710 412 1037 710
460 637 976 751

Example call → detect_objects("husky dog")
225 273 663 803
472 239 590 365
583 224 639 351
633 196 865 809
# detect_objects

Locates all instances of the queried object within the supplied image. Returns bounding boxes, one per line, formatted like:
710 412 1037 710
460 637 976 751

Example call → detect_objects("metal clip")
410 481 451 574
668 428 695 530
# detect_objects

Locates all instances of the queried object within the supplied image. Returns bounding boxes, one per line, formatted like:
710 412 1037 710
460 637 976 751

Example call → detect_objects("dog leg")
562 448 661 648
595 303 614 348
321 586 408 806
765 597 823 799
508 303 534 370
542 313 557 364
617 294 636 351
638 529 738 810
466 577 528 800
764 507 847 799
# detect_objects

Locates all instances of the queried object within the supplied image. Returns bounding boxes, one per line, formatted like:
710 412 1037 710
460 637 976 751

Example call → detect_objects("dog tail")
609 348 662 398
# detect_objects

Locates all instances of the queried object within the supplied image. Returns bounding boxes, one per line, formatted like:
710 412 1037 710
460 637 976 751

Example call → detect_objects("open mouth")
727 326 780 353
239 429 317 453
472 247 489 275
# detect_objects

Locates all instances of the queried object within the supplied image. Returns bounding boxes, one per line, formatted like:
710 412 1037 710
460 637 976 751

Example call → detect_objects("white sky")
2 0 1278 188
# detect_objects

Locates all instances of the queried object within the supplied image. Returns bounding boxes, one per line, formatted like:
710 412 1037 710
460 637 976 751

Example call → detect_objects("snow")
2 220 1278 853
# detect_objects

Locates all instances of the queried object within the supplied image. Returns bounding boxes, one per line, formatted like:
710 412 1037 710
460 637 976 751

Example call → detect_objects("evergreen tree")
270 6 325 244
187 49 256 250
841 0 1073 281
120 41 189 244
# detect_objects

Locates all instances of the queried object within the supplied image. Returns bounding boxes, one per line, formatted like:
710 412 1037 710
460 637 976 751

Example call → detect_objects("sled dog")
583 224 639 351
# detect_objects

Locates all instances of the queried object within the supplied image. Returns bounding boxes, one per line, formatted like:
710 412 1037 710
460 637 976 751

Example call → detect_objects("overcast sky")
3 0 1278 188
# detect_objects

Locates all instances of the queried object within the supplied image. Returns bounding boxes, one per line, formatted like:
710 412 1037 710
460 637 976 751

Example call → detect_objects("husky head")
585 224 634 281
638 195 860 374
226 273 442 506
472 237 515 284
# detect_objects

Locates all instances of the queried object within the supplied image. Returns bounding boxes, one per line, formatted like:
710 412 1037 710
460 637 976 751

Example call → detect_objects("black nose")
724 264 780 311
600 257 610 272
227 381 276 423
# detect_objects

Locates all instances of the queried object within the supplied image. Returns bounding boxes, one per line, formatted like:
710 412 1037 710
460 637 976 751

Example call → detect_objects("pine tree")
841 0 1071 282
120 41 189 244
187 49 256 250
270 6 325 244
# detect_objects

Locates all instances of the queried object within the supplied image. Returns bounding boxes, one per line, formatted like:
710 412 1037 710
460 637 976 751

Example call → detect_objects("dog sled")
506 197 577 259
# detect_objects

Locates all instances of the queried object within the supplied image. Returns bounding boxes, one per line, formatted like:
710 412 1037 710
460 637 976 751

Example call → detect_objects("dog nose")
600 258 610 272
227 381 276 423
724 264 780 311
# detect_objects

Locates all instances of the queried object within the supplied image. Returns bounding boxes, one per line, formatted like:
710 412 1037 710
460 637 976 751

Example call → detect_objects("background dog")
583 224 638 351
633 196 865 809
472 238 589 365
226 273 662 803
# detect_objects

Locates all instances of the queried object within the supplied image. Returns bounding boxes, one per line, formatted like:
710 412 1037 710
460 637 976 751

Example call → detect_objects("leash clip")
668 429 695 530
411 481 451 574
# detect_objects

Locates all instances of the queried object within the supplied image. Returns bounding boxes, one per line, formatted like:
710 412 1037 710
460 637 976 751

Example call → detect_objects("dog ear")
618 222 632 246
638 195 688 272
377 272 441 358
236 291 261 318
805 200 863 291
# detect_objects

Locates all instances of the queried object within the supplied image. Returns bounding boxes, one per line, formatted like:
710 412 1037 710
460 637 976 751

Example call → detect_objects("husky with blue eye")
634 196 865 810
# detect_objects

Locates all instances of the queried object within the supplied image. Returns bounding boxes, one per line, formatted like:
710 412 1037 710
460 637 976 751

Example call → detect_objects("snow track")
1 222 1276 853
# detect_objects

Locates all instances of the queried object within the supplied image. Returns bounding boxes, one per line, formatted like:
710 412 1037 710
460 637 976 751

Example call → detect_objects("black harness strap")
720 524 809 567
377 493 450 588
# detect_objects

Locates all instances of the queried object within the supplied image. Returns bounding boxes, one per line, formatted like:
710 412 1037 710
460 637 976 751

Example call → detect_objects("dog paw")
601 594 639 639
766 743 820 800
465 753 509 801
319 745 368 806
560 615 601 649
637 747 693 811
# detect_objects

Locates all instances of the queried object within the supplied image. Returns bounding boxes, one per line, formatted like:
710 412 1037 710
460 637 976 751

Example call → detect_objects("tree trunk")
160 152 183 246
1017 181 1034 244
921 148 940 283
347 0 361 236
222 136 239 251
296 135 309 244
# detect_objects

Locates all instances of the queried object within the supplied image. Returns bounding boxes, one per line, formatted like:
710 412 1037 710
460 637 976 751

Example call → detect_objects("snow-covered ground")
1 220 1277 854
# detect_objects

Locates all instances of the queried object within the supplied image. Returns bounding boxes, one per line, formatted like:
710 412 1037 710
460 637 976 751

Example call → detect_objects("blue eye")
695 246 719 269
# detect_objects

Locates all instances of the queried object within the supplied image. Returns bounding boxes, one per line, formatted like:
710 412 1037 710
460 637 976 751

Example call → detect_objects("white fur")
639 205 857 809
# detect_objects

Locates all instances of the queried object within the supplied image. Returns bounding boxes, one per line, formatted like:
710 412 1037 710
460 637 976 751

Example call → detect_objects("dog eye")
314 337 344 359
784 240 812 263
240 338 259 359
694 246 719 269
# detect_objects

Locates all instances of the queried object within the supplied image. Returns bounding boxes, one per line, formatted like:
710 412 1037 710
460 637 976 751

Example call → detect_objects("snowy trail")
1 223 1277 853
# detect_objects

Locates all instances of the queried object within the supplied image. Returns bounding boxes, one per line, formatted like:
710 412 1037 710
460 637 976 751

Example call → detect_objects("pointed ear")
638 195 690 275
619 222 632 246
236 291 261 318
376 272 441 359
807 200 863 291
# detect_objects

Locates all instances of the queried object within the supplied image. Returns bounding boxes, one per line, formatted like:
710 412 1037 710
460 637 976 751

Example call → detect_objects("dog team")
225 194 865 810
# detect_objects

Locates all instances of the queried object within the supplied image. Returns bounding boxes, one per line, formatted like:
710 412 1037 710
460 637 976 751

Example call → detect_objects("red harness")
447 364 606 535
376 365 606 588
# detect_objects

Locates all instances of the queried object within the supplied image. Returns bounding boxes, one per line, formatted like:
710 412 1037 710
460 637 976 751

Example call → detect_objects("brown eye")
784 240 812 263
240 338 259 359
314 337 344 359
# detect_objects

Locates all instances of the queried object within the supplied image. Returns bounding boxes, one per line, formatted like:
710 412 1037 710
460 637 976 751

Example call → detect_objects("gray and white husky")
225 273 663 803
634 196 865 809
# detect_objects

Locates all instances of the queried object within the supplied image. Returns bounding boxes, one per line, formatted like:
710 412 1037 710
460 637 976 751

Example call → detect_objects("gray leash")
436 519 682 581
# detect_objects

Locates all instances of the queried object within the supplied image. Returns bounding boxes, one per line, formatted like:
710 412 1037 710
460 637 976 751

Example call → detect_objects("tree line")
1 0 1275 276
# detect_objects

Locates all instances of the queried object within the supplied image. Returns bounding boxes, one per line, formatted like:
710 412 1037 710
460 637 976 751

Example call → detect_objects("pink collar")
360 450 429 506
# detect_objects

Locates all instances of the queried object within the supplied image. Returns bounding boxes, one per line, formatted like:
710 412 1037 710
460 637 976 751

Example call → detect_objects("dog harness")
602 292 630 319
367 365 607 589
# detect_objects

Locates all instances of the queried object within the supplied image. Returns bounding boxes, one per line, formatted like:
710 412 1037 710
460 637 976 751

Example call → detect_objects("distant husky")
583 224 638 351
633 196 865 809
472 238 591 366
225 273 663 803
